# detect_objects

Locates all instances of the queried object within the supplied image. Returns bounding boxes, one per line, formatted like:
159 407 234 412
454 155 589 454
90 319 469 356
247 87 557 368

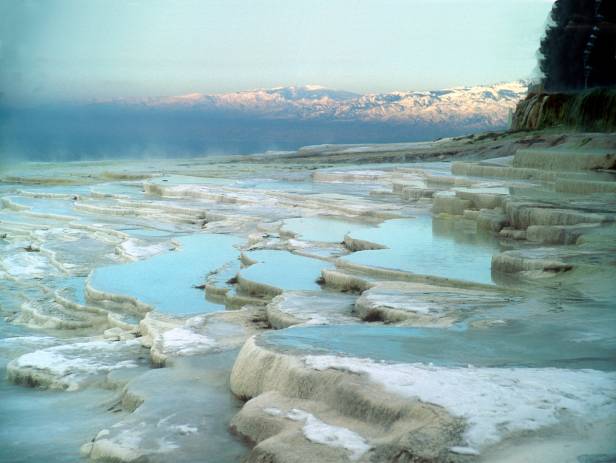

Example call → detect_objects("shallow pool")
261 322 615 370
341 215 500 284
90 234 240 314
0 320 126 463
240 250 332 292
281 216 376 243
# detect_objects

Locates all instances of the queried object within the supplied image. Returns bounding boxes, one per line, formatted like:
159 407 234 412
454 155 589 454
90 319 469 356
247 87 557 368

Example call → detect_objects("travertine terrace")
1 130 615 462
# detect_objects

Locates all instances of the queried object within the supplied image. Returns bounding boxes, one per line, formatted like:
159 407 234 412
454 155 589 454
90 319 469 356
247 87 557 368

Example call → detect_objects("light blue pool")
240 250 332 292
235 179 382 196
58 276 88 305
0 319 129 463
90 182 146 198
90 234 241 314
281 216 376 243
4 196 80 219
148 175 234 186
16 185 93 196
341 216 500 285
260 323 615 370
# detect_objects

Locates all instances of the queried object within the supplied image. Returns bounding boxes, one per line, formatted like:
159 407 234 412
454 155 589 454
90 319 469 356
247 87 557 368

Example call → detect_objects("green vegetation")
512 87 616 132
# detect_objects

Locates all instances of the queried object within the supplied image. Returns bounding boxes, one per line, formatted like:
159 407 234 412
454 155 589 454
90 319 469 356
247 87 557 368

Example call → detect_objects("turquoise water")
236 179 382 196
240 250 332 291
0 320 124 463
3 156 615 461
90 234 240 314
148 175 233 186
342 216 501 284
89 182 145 198
16 185 94 197
0 211 72 227
148 175 382 209
4 196 81 219
269 291 357 326
58 276 88 305
261 323 615 370
317 161 450 173
102 351 248 463
281 216 375 243
120 227 177 238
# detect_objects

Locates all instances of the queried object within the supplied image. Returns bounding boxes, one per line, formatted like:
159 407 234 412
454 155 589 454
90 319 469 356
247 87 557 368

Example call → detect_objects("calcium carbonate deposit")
1 132 616 462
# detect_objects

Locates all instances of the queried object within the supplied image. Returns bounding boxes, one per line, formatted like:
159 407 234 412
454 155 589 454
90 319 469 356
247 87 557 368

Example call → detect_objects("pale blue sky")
0 0 554 103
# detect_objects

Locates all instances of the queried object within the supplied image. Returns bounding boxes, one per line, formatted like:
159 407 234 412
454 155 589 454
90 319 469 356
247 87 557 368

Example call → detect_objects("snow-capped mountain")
118 81 526 129
10 81 529 160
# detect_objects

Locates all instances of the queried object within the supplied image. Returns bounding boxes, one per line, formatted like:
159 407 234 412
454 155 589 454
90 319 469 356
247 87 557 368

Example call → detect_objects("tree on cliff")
540 0 616 91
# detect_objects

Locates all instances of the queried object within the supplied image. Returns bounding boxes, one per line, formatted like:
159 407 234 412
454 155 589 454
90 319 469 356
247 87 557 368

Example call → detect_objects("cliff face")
511 87 616 132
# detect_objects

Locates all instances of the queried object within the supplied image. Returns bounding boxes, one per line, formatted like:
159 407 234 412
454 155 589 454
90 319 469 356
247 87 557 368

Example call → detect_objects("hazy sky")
0 0 555 104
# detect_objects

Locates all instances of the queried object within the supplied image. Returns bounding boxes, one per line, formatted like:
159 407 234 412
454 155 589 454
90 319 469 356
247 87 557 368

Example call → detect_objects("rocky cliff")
511 87 616 132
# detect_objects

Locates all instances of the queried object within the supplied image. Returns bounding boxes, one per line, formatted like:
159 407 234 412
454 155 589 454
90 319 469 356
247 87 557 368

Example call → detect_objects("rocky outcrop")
511 88 616 132
229 337 463 463
354 281 507 326
513 147 616 171
266 291 357 329
7 339 146 391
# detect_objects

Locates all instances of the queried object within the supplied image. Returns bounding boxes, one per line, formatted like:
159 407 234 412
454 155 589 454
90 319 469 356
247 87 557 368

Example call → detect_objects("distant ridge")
103 81 527 129
4 81 529 160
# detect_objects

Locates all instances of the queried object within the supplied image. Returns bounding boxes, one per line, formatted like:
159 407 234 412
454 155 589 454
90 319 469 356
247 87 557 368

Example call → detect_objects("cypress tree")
539 0 616 91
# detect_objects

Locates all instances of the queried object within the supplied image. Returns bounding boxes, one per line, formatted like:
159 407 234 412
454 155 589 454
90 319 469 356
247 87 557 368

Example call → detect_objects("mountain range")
2 81 529 160
108 81 527 129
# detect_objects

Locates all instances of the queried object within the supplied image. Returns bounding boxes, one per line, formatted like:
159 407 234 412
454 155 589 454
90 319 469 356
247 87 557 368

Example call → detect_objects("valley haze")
0 81 525 161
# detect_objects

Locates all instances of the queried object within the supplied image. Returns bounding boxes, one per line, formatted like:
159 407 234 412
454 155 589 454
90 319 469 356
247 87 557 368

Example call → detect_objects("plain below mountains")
1 82 526 160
